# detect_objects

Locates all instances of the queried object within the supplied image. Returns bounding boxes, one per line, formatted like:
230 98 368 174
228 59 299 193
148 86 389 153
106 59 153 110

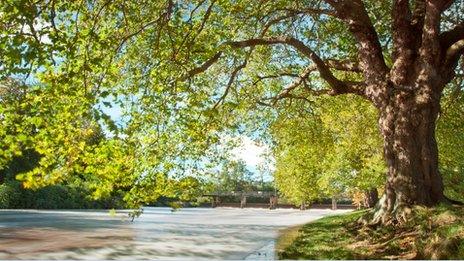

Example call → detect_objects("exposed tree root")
358 194 420 227
368 194 412 226
444 196 464 206
358 194 464 227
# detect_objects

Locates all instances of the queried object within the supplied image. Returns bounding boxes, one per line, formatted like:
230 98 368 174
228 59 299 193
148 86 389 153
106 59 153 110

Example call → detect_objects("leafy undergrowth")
277 205 464 260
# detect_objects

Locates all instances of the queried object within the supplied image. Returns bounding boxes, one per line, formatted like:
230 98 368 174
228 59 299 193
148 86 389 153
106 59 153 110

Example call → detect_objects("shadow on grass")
278 211 367 260
278 205 464 260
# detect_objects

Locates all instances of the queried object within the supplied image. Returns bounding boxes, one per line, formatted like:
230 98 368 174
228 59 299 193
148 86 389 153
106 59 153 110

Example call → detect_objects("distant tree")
214 159 254 193
272 95 384 206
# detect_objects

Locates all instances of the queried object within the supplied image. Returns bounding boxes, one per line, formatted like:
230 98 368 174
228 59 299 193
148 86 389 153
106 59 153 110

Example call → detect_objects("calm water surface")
0 207 348 260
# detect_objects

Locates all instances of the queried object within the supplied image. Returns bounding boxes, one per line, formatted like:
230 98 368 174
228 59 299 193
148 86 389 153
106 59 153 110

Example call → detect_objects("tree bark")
374 84 446 224
363 188 379 208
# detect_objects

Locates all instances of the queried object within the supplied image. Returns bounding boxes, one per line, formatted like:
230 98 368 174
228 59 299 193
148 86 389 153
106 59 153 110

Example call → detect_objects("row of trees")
271 95 384 208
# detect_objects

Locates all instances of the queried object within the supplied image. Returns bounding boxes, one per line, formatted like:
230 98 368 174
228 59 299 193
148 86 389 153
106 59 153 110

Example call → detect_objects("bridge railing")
203 191 277 198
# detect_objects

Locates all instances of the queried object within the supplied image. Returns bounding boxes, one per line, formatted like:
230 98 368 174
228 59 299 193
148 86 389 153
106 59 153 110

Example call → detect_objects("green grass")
277 205 464 260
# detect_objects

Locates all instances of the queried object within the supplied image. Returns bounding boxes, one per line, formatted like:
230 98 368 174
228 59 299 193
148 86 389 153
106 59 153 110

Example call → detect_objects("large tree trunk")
374 85 446 224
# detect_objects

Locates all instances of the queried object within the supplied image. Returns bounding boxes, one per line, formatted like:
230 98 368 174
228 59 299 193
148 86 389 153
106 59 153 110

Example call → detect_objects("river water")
0 207 348 260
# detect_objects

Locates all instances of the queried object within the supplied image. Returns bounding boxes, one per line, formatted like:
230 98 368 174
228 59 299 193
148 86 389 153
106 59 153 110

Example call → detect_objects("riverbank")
277 205 464 259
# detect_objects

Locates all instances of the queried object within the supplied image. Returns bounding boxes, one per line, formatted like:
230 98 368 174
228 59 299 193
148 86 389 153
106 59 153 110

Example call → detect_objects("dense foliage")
0 0 463 214
437 82 464 202
271 95 385 205
0 181 124 209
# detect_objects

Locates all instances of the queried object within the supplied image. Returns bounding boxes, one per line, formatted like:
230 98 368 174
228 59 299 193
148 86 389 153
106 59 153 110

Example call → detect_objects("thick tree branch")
412 0 426 28
262 64 366 105
183 36 363 96
417 0 456 66
183 52 360 83
182 52 222 80
419 0 444 66
325 0 389 86
435 0 456 12
181 33 368 108
391 0 415 86
444 39 464 68
252 59 361 88
440 21 464 51
226 36 362 95
440 20 464 80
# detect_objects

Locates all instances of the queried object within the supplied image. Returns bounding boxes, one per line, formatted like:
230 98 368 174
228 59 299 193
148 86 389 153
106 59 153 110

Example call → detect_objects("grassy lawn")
277 205 464 259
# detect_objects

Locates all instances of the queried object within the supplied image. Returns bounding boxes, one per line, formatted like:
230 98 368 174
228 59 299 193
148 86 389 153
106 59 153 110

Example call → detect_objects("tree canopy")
1 0 464 218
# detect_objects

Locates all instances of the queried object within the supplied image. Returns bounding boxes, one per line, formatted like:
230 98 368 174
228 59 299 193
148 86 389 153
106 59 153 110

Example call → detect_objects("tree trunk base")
359 194 463 227
369 194 414 225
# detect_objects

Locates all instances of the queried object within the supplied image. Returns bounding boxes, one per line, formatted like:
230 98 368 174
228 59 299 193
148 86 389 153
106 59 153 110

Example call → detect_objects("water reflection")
0 207 347 260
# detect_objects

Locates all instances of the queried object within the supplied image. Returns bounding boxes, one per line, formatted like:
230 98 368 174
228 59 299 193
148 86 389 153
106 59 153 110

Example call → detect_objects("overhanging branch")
227 36 362 94
182 52 223 80
261 64 366 106
440 21 464 51
182 36 363 96
444 39 464 68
